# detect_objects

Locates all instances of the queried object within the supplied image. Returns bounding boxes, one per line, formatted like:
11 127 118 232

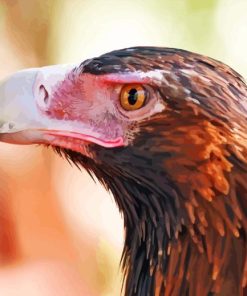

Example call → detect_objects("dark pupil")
128 88 138 105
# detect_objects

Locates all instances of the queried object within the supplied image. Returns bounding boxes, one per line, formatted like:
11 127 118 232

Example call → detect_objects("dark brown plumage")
0 47 246 296
65 47 247 296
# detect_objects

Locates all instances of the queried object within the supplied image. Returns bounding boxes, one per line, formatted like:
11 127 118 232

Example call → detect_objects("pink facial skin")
33 70 164 154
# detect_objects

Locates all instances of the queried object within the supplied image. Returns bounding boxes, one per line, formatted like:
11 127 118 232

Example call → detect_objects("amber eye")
120 84 146 111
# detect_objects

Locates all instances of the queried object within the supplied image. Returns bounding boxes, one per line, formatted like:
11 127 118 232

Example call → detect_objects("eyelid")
100 73 151 84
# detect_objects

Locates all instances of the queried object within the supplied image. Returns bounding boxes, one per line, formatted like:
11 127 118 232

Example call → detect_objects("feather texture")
61 47 247 296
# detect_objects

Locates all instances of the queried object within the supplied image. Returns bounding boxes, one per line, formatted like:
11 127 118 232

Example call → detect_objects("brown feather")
63 47 247 295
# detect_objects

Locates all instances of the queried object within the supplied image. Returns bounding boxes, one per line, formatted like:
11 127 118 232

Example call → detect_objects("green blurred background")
0 0 246 295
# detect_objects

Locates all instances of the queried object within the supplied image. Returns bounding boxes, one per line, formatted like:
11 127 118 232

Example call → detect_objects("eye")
120 84 146 111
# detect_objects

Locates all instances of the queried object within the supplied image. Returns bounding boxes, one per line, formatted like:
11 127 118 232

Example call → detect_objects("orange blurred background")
0 0 246 295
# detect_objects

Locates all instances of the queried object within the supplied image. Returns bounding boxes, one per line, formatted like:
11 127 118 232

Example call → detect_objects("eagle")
0 47 246 296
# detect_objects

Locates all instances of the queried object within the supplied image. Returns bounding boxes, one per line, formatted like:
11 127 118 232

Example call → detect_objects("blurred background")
0 0 246 295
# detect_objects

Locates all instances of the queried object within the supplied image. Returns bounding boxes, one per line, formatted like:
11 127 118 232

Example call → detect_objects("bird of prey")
0 47 246 296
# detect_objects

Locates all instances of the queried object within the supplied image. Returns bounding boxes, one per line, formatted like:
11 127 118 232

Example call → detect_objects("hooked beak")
0 64 124 152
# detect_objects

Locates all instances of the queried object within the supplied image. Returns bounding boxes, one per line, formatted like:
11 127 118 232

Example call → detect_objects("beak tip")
0 68 42 136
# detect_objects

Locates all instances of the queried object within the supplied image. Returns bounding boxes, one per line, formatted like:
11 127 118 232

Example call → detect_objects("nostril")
39 84 49 104
37 84 50 110
41 85 49 103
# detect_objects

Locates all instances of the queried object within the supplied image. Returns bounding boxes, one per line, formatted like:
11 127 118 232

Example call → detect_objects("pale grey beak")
0 63 124 150
0 68 40 133
0 64 76 144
